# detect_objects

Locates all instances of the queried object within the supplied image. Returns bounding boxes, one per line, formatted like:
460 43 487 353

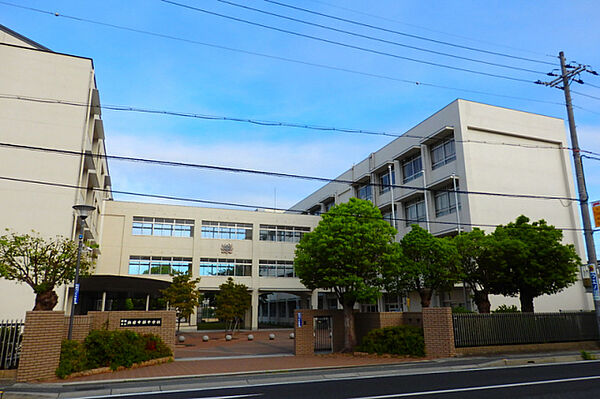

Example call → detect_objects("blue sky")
2 1 600 249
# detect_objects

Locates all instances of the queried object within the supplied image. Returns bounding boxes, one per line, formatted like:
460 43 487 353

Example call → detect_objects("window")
434 184 460 217
259 225 310 243
402 154 423 183
356 183 372 202
430 137 456 169
378 168 396 194
132 217 194 237
259 260 296 277
201 221 252 240
128 256 192 275
323 200 335 212
404 198 426 225
381 208 395 227
199 258 252 276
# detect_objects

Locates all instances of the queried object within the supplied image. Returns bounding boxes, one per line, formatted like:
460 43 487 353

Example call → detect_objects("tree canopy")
0 230 94 310
383 225 460 308
294 198 397 350
215 277 251 331
159 272 202 332
489 215 579 312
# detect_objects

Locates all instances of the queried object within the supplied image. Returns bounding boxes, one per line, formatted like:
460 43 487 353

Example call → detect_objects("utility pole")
537 52 600 330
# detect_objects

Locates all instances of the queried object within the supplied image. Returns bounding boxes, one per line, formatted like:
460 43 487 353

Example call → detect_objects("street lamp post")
67 204 95 340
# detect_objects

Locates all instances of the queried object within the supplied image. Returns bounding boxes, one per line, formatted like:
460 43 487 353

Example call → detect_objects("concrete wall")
0 34 111 319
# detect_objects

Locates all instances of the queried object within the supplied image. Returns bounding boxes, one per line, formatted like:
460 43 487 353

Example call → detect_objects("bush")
452 306 475 314
356 325 425 357
492 304 520 313
56 340 87 379
57 330 172 378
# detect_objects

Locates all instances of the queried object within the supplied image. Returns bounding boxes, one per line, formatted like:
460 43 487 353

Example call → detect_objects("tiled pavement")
60 330 424 383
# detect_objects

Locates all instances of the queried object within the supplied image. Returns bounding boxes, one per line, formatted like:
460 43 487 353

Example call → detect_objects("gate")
314 316 332 353
0 319 24 369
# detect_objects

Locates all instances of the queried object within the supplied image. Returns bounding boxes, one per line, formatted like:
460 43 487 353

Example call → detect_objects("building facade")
290 99 591 312
90 201 319 329
0 25 111 319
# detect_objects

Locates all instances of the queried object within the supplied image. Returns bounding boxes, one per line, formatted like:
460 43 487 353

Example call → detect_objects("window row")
259 260 296 278
259 225 310 243
132 217 194 237
357 136 456 203
199 258 252 276
128 256 192 275
201 220 253 240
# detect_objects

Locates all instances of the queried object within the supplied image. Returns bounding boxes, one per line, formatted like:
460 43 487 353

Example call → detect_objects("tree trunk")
342 303 356 352
520 293 534 313
419 289 432 308
473 290 491 313
33 290 58 311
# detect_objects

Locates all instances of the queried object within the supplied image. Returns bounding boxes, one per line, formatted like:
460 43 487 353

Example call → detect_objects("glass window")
378 169 396 194
132 217 193 237
201 221 252 240
128 256 191 275
199 258 251 276
402 154 423 183
430 137 456 169
258 225 310 243
404 199 426 226
434 184 460 217
357 183 372 202
259 260 296 277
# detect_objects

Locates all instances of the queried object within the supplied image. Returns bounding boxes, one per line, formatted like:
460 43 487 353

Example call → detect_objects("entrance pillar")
251 289 259 330
311 290 318 309
101 291 106 311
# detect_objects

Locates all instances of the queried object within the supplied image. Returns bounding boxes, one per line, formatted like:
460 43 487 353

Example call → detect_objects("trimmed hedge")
57 330 172 378
356 325 425 357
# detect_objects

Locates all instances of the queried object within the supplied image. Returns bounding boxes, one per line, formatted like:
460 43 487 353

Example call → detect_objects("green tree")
0 230 94 310
294 198 397 351
160 272 202 332
489 215 580 312
215 277 251 331
384 225 460 308
454 228 498 313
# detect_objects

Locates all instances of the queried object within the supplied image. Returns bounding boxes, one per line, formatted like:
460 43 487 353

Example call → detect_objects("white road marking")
348 375 600 398
189 395 262 399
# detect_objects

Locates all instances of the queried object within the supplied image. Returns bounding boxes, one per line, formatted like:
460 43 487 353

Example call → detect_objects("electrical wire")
0 174 595 233
0 2 565 102
571 90 600 102
263 0 556 66
0 141 583 202
303 0 555 59
214 0 547 74
160 0 535 83
3 94 599 157
583 81 600 90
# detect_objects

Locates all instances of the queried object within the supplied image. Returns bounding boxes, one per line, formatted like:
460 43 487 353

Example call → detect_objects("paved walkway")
57 330 425 383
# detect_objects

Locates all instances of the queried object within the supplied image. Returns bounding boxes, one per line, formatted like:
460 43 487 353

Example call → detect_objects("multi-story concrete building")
0 25 111 319
291 99 591 312
0 25 593 324
87 201 319 329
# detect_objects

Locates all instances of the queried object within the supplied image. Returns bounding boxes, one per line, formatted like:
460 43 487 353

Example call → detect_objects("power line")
160 0 535 83
571 90 600 102
263 0 556 66
3 94 599 157
0 2 565 103
0 141 582 202
303 0 555 59
214 0 547 74
0 174 594 233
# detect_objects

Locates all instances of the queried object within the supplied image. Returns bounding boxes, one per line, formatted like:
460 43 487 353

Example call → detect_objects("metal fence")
0 319 24 369
453 312 599 348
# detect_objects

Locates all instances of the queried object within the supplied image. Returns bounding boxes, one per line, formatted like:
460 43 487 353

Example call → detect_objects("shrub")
492 304 520 313
56 340 87 379
452 306 475 314
356 325 425 357
57 330 173 377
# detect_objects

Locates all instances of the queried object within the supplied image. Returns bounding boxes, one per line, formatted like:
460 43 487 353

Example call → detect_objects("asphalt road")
75 361 600 399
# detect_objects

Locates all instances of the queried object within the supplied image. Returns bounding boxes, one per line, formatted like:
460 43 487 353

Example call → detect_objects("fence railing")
0 319 24 369
453 312 599 348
